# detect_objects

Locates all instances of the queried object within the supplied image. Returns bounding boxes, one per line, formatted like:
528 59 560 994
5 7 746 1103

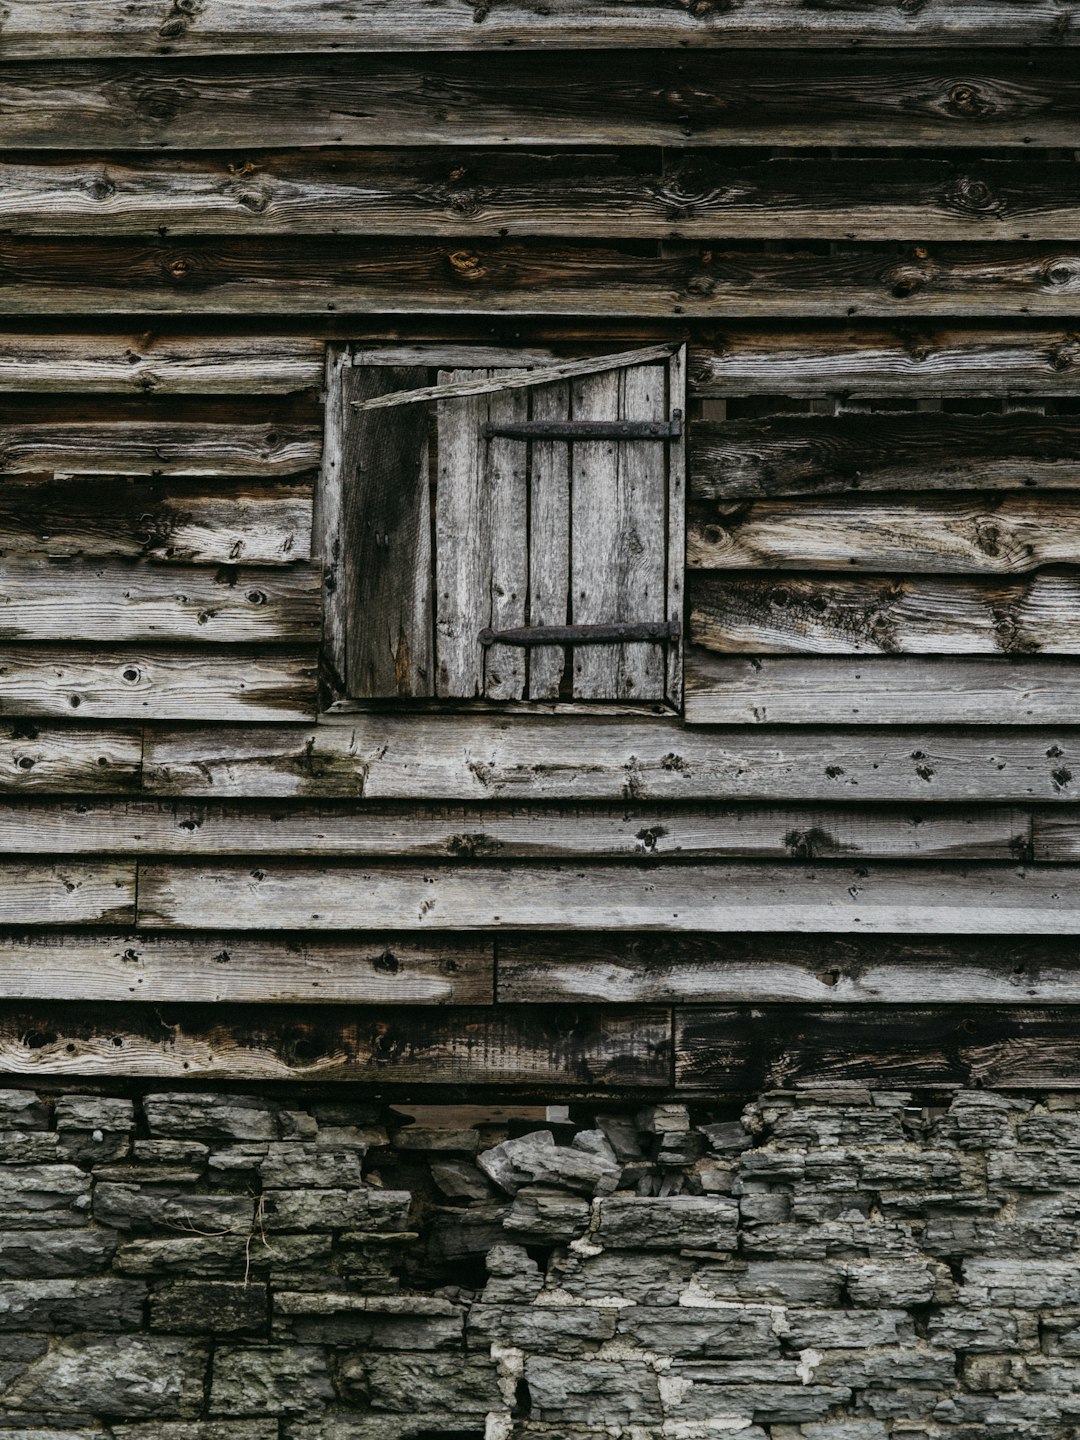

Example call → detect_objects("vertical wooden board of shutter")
344 364 433 698
435 371 489 698
571 370 621 697
528 380 571 700
483 386 528 701
667 346 687 710
619 363 667 701
314 343 349 692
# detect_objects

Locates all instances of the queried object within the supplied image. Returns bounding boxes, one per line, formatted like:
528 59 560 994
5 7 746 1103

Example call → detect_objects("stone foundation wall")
0 1085 1077 1438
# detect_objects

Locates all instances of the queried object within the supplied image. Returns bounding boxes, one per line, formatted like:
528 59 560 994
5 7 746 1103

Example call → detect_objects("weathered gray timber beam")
689 573 1080 655
0 723 142 793
0 478 312 566
0 422 320 476
3 0 1077 55
689 326 1080 396
684 653 1080 726
500 934 1080 1005
0 648 317 721
12 154 1080 241
3 55 1080 150
1035 810 1080 860
0 1003 673 1086
675 1006 1080 1090
0 559 320 644
689 495 1080 572
3 327 1080 397
691 414 1080 498
5 238 1080 318
143 717 1080 801
0 799 1030 861
0 933 492 1005
0 862 134 925
135 860 1080 934
0 333 325 394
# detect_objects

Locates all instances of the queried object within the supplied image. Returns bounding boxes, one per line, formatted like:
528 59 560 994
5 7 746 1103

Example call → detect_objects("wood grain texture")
0 1003 672 1086
0 477 312 565
435 370 493 699
1035 809 1080 861
0 798 1030 861
342 365 433 699
0 647 316 720
4 55 1080 150
684 652 1080 726
0 421 319 476
0 723 142 793
526 380 571 700
3 0 1075 56
690 572 1080 656
0 558 320 643
501 934 1080 1005
137 860 1080 934
0 933 491 1004
689 327 1080 397
6 238 1080 318
675 1007 1080 1091
689 495 1080 573
13 153 1080 241
144 716 1080 802
0 332 324 394
0 862 134 926
692 414 1080 500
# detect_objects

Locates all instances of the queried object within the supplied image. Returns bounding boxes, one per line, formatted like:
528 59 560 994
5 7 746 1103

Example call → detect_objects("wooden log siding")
0 934 493 1006
688 496 1080 573
6 55 1080 151
141 718 1080 802
6 1 1080 55
0 800 1033 862
690 414 1080 499
683 654 1080 726
10 154 1080 242
9 238 1080 318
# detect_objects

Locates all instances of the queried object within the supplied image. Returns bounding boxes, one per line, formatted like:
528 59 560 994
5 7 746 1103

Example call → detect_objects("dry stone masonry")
0 1085 1078 1437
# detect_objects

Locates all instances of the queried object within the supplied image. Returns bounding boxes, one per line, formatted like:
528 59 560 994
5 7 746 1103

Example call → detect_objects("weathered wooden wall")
4 4 1080 1090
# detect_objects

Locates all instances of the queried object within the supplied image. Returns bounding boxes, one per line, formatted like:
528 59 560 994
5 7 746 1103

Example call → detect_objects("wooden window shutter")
322 346 685 707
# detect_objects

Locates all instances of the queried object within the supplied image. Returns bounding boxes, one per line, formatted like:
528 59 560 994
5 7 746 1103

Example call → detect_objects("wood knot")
947 175 999 215
944 83 993 118
164 253 195 282
158 0 202 39
86 174 116 203
447 249 485 280
1043 257 1080 290
1050 337 1080 370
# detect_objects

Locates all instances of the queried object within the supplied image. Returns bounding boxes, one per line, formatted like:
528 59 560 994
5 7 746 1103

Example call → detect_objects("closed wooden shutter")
326 346 685 706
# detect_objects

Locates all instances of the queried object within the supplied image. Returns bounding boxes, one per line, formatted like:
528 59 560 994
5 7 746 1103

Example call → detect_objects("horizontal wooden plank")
0 422 319 476
690 572 1080 656
5 238 1080 318
675 1006 1080 1090
0 862 134 925
691 414 1080 500
8 55 1080 152
689 495 1080 573
9 153 1080 242
0 333 325 394
1034 809 1080 861
501 934 1080 1005
0 478 311 565
137 860 1080 934
0 1003 671 1086
0 722 142 793
0 647 316 720
0 933 491 1004
145 716 1080 802
5 0 1076 57
0 559 320 643
684 652 1080 726
0 799 1030 861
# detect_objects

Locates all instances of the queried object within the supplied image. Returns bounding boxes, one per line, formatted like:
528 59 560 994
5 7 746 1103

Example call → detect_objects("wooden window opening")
318 344 686 713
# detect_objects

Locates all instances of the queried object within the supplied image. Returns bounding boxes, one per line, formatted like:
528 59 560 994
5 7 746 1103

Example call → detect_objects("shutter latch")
479 621 681 647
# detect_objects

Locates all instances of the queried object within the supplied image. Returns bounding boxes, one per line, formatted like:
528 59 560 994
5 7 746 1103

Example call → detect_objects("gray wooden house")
2 3 1080 1435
